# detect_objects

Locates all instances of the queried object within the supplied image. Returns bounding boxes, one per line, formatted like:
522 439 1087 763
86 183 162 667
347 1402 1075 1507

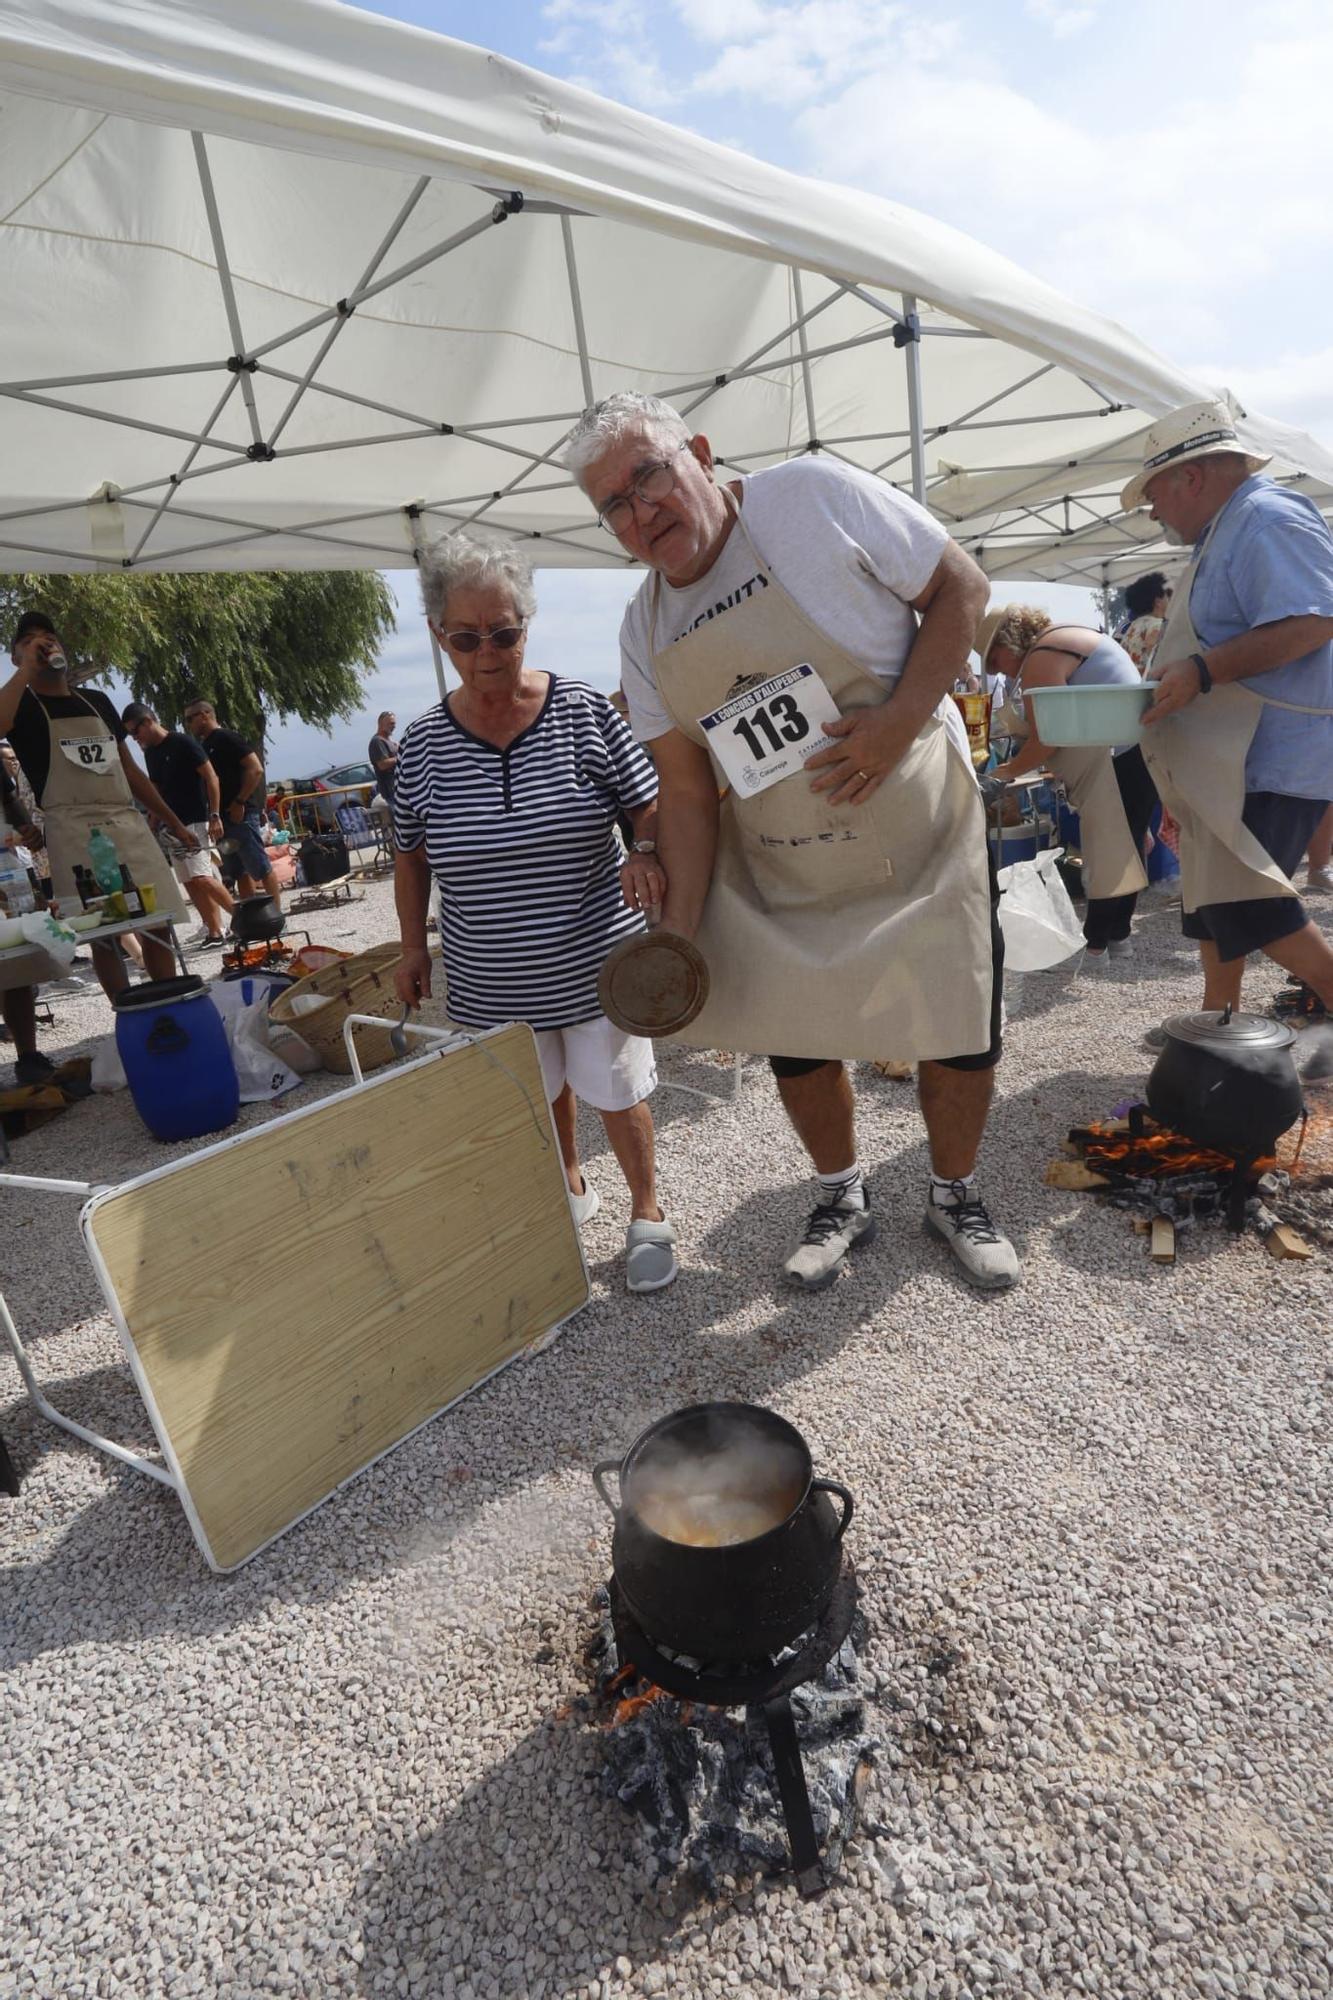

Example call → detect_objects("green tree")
0 571 396 748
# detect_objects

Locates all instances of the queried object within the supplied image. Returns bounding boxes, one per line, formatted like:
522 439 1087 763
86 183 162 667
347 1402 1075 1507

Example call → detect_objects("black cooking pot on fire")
593 1402 853 1664
230 892 286 943
1146 1006 1303 1159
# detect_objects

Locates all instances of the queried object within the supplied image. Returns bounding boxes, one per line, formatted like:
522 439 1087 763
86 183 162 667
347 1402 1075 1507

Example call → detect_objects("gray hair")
562 393 690 483
417 531 537 625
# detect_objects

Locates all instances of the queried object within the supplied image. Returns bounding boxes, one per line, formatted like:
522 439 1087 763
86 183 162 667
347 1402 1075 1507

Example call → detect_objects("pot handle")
812 1477 854 1540
592 1459 622 1517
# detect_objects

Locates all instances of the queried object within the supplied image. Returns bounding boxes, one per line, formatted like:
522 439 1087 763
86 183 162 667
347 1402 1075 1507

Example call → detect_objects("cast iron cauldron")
1146 1006 1303 1159
593 1402 853 1663
230 892 286 943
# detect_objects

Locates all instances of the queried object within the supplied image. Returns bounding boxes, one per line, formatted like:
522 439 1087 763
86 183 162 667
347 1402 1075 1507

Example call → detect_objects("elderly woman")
392 532 677 1293
979 603 1159 962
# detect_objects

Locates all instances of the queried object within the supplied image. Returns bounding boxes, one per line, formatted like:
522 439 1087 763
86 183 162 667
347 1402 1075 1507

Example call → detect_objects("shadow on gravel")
354 1708 697 2000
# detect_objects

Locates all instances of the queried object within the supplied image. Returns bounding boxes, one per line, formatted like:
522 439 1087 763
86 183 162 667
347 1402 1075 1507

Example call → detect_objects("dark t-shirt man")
201 726 262 814
369 731 398 801
5 686 125 806
144 729 210 826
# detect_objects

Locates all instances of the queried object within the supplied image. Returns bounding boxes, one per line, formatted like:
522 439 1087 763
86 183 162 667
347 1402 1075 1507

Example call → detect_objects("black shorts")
1180 790 1328 963
769 853 1004 1080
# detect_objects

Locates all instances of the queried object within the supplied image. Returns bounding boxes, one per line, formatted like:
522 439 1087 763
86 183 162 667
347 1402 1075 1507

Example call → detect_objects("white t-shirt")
619 457 955 745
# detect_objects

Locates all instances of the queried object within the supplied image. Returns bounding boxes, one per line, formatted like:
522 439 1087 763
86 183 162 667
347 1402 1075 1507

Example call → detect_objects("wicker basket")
268 941 404 1074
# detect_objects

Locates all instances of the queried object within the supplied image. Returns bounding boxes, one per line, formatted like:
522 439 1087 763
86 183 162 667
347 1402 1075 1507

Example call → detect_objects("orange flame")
1079 1119 1273 1179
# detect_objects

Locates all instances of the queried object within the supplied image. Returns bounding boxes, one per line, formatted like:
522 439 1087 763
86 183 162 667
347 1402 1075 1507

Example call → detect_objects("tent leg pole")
901 294 927 505
428 622 448 703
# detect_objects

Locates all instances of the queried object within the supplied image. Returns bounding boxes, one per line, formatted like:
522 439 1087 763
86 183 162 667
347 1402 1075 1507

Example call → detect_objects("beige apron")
32 691 188 925
1141 523 1333 914
1010 637 1147 901
1044 745 1146 900
649 496 993 1062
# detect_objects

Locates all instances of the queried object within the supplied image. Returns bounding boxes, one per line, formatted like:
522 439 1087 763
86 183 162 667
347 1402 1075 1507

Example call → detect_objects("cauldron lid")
598 929 708 1036
1161 1008 1295 1052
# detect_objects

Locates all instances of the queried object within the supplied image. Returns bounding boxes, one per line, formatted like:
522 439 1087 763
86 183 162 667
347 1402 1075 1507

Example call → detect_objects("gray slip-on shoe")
626 1217 678 1293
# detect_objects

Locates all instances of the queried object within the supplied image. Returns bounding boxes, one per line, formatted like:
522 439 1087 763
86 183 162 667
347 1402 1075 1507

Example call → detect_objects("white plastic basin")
1026 683 1151 747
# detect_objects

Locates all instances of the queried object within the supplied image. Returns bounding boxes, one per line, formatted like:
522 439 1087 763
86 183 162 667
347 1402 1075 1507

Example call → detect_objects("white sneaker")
924 1184 1019 1290
1307 866 1333 892
783 1187 877 1290
1083 947 1110 970
1108 937 1134 961
568 1177 601 1227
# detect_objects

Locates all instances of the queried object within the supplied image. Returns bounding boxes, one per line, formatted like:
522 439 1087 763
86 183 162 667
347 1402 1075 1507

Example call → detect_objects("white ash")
3 877 1332 2000
583 1588 879 1897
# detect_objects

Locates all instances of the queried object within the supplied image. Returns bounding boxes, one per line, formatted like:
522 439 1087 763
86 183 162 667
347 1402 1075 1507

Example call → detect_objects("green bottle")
88 826 121 895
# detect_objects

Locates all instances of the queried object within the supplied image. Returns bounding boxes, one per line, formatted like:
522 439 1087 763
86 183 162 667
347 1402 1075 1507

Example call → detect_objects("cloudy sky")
252 0 1332 777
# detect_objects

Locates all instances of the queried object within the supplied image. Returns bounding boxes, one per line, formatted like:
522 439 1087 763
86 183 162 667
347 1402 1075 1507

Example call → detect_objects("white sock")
931 1171 976 1208
817 1163 866 1208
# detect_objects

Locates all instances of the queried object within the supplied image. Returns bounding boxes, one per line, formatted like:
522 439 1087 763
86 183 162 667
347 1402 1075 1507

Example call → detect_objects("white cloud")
1190 345 1333 439
1024 0 1099 35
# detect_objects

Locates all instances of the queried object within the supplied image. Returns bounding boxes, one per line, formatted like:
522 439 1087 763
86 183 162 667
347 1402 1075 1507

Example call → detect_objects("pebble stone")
2 874 1331 1999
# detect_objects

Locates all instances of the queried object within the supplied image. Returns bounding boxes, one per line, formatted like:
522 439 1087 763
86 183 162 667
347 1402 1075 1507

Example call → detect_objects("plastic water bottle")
88 826 121 895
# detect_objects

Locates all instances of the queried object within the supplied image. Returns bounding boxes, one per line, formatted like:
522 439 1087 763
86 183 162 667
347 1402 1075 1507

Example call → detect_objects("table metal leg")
0 1282 174 1485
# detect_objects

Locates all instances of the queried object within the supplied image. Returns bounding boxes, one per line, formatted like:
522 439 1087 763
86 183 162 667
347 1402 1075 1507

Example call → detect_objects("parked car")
278 764 377 834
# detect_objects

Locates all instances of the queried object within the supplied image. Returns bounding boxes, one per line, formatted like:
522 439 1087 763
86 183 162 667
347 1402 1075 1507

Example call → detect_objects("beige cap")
1120 398 1270 513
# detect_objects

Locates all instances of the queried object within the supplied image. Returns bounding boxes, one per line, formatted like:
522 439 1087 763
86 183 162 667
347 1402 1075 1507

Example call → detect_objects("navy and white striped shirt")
393 676 658 1029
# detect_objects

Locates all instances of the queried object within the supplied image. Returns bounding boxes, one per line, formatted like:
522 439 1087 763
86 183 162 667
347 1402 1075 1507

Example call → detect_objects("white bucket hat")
1120 399 1270 513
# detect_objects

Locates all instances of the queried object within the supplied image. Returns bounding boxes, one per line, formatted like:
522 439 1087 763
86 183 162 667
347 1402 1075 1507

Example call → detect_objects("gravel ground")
3 875 1331 2000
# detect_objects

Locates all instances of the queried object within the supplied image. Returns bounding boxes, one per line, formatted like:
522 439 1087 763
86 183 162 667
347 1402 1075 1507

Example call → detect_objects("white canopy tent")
2 0 1331 607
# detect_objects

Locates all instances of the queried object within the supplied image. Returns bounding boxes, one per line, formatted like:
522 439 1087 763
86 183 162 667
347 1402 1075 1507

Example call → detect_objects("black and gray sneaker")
924 1182 1019 1290
783 1186 876 1290
14 1050 56 1087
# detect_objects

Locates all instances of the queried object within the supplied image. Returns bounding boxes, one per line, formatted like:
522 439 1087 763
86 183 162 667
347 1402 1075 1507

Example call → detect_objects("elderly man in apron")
0 613 194 1000
565 393 1019 1293
1121 401 1333 1021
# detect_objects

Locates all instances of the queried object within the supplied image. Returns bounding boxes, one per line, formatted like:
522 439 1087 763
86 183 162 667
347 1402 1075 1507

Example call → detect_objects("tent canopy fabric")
2 0 1330 586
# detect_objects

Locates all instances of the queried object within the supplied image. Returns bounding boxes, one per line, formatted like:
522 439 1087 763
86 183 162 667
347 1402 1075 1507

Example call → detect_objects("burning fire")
1078 1119 1274 1179
604 1664 696 1728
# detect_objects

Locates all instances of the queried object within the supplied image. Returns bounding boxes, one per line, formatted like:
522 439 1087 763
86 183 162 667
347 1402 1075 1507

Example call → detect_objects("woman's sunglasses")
442 624 526 653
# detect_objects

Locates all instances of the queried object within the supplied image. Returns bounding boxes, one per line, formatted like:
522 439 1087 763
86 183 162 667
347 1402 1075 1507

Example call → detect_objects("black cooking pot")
1146 1006 1303 1159
230 892 286 943
593 1402 853 1663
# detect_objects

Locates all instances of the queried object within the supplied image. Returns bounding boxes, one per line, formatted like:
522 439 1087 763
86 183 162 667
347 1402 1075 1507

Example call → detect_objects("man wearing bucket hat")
565 392 1018 1294
1122 399 1333 1016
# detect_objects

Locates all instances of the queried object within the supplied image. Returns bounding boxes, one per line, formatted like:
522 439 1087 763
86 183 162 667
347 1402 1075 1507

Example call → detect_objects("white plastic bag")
997 848 1085 972
18 909 77 969
208 973 304 1102
91 1035 127 1092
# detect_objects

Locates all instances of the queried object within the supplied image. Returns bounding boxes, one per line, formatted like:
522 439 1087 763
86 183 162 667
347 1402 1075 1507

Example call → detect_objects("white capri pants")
533 1015 657 1113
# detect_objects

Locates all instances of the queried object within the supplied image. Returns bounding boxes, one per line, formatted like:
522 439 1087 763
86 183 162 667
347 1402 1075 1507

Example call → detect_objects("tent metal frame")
2 131 1317 602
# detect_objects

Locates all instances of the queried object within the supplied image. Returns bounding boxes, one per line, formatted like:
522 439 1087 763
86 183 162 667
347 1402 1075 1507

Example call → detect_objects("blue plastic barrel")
988 818 1040 865
112 975 240 1142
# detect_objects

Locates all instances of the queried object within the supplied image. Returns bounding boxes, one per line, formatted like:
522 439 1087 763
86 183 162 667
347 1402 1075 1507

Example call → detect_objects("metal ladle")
389 1003 411 1057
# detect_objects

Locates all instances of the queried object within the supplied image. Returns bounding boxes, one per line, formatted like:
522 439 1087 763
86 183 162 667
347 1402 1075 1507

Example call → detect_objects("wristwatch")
1189 651 1214 693
631 839 657 855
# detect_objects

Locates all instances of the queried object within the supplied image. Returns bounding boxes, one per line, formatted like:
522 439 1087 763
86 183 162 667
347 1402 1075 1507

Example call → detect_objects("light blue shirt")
1188 474 1333 799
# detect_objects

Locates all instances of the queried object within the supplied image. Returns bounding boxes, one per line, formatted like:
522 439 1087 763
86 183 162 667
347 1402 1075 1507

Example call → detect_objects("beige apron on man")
31 691 188 926
649 495 993 1062
1140 525 1333 915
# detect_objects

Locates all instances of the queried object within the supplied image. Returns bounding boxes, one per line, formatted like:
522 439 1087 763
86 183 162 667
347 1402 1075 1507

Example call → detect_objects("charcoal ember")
588 1601 878 1898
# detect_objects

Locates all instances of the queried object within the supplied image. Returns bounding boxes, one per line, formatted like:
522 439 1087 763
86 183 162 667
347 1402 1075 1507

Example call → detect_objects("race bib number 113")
698 664 841 799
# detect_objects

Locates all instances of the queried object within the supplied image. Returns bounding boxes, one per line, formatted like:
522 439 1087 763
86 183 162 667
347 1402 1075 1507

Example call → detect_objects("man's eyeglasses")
596 442 690 534
442 624 526 653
